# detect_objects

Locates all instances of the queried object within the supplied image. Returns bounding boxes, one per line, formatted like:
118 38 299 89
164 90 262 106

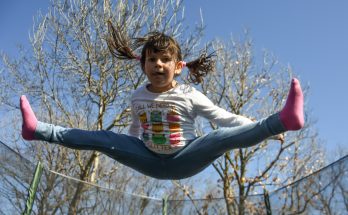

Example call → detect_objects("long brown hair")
107 20 215 84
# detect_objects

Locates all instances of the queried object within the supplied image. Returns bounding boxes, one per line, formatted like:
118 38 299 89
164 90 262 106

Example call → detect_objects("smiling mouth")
153 72 165 76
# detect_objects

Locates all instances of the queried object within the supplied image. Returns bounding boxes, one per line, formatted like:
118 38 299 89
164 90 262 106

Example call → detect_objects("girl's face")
143 50 183 93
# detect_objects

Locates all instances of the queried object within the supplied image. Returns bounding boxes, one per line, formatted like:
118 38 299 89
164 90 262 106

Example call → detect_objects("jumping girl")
20 21 304 180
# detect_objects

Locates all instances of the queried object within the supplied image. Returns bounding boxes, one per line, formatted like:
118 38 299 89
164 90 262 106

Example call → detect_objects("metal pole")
23 161 43 215
162 196 168 215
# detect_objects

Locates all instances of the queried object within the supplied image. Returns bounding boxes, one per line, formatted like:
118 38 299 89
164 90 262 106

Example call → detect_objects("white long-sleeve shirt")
128 84 253 154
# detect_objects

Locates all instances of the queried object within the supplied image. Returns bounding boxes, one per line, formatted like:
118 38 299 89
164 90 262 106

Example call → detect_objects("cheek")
166 63 176 71
143 63 151 73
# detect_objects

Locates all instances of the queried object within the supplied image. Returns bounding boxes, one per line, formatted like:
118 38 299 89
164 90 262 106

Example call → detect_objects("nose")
154 59 164 67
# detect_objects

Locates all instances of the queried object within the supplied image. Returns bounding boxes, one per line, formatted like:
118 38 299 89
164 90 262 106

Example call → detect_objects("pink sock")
20 95 38 140
279 78 304 130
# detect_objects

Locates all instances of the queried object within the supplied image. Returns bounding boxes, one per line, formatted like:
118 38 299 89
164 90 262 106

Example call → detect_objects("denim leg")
164 113 286 179
32 113 285 180
34 122 169 179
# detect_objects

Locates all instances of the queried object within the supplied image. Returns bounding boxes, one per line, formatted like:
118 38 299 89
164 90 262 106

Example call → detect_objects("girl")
20 22 304 180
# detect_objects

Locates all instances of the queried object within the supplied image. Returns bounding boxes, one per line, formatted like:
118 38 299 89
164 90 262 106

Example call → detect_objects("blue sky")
184 0 348 157
1 0 347 157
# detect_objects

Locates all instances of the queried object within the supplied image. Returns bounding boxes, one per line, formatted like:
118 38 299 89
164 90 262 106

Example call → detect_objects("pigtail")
186 51 216 84
107 23 215 83
107 20 138 60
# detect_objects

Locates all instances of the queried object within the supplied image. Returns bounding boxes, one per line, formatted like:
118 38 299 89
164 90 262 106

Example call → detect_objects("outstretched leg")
165 114 284 179
20 95 38 140
164 78 305 179
279 78 304 130
19 96 168 179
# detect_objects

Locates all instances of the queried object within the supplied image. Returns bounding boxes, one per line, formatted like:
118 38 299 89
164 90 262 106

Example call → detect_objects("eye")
147 57 156 62
162 57 171 62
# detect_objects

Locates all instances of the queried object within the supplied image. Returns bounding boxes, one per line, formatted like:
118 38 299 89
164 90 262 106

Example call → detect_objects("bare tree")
0 0 204 213
192 35 325 215
1 0 345 214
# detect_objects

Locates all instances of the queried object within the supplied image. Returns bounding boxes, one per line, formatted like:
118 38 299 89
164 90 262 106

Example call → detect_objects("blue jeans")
34 113 285 180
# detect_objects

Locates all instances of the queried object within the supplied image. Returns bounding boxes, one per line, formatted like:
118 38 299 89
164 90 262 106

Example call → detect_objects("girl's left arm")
191 89 285 143
192 90 253 127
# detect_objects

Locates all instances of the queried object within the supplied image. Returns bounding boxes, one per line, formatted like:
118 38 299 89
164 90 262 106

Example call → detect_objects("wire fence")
0 140 347 214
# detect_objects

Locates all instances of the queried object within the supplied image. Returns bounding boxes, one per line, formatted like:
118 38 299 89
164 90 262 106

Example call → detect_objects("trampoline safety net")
0 140 347 214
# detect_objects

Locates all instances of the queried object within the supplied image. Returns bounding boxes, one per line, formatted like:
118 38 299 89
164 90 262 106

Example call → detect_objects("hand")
274 133 285 144
268 133 285 144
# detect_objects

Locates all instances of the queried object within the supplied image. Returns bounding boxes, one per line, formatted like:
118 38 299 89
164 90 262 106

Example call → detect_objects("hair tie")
182 61 187 67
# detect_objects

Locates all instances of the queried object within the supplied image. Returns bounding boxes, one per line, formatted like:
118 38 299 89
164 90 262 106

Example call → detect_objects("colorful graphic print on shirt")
135 102 183 147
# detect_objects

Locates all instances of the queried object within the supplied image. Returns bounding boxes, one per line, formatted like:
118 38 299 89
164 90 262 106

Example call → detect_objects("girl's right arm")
128 106 141 138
